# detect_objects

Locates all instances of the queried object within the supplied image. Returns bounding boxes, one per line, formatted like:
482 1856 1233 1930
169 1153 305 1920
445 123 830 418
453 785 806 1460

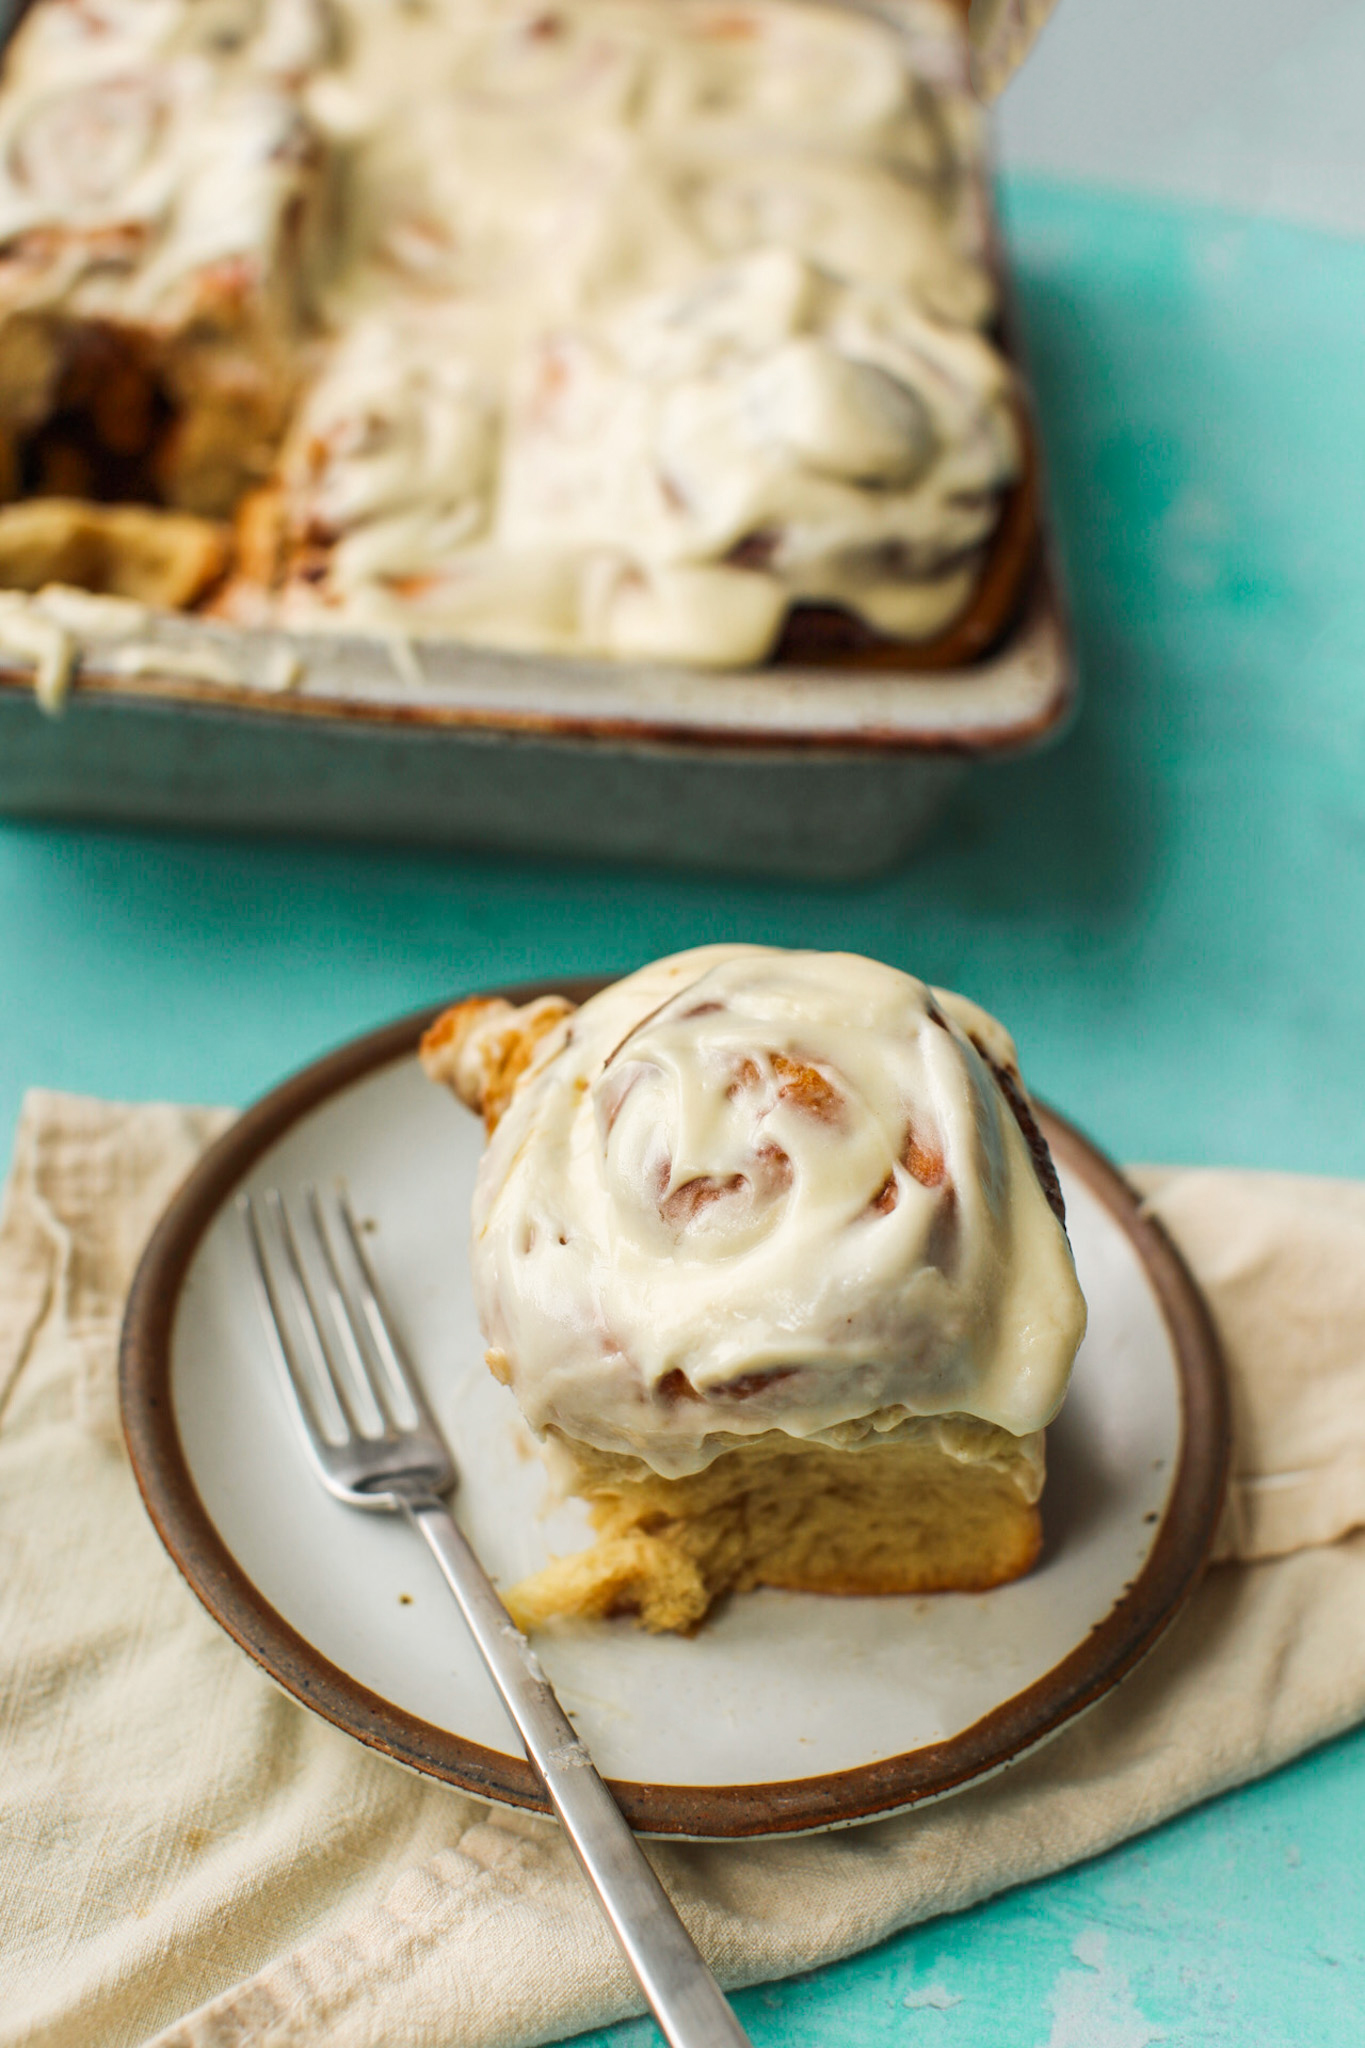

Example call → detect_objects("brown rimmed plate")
120 982 1229 1840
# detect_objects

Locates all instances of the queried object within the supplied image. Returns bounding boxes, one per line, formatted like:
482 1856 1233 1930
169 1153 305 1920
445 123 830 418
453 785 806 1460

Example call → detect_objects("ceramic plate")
120 985 1229 1839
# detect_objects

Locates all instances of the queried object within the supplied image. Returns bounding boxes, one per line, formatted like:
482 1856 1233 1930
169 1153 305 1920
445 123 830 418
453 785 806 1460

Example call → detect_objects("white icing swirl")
0 0 329 321
470 945 1087 1478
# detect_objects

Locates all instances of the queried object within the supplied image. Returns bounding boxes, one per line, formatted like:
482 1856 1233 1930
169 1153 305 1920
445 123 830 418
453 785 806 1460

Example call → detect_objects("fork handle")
403 1497 754 2048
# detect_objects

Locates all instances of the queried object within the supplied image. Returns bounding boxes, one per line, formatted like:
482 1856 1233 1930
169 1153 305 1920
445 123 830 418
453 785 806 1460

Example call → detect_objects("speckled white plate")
120 984 1229 1838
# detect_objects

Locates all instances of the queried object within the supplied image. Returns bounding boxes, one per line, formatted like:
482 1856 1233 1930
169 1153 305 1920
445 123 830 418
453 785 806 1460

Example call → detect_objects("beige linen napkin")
968 0 1061 100
3 1091 1365 2048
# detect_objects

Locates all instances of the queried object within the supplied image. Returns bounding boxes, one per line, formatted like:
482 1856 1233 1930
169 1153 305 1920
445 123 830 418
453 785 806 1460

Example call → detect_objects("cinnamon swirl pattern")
429 947 1086 1483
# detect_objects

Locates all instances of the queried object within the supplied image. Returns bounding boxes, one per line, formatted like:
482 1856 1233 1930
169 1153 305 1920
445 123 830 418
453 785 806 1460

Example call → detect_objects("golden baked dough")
0 499 227 608
421 994 577 1134
503 1432 1042 1634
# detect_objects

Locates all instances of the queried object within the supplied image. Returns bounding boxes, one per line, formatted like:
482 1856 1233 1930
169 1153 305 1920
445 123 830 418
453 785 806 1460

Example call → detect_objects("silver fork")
242 1185 752 2048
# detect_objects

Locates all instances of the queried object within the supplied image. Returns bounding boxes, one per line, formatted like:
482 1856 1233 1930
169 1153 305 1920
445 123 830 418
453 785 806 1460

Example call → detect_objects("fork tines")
242 1184 454 1502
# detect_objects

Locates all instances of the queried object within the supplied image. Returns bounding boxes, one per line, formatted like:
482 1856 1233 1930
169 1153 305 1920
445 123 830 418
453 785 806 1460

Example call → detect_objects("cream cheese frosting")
280 0 1019 661
468 945 1087 1478
0 0 327 335
0 0 1020 667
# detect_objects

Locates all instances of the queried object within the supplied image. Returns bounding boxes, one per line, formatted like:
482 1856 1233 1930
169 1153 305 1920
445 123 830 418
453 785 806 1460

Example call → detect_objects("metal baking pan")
0 551 1071 875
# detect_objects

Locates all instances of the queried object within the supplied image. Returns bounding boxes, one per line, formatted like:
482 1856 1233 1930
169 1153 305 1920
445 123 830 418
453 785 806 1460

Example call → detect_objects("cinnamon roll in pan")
0 0 1032 670
423 946 1087 1633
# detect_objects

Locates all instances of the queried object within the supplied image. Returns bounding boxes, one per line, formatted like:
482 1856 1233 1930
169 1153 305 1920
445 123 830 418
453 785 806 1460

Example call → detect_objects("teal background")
2 179 1363 2040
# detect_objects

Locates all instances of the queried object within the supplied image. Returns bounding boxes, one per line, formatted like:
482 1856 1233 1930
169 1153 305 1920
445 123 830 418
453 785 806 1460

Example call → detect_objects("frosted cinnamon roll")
0 0 329 523
426 944 1088 1632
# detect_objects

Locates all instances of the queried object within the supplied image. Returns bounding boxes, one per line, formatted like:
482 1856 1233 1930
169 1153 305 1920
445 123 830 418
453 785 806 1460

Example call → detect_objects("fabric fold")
967 0 1062 100
1132 1166 1365 1563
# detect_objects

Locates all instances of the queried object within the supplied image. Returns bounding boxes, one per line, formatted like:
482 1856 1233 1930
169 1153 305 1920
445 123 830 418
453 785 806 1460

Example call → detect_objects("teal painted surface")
3 185 1364 1179
577 1729 1365 2048
1 178 1364 2040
